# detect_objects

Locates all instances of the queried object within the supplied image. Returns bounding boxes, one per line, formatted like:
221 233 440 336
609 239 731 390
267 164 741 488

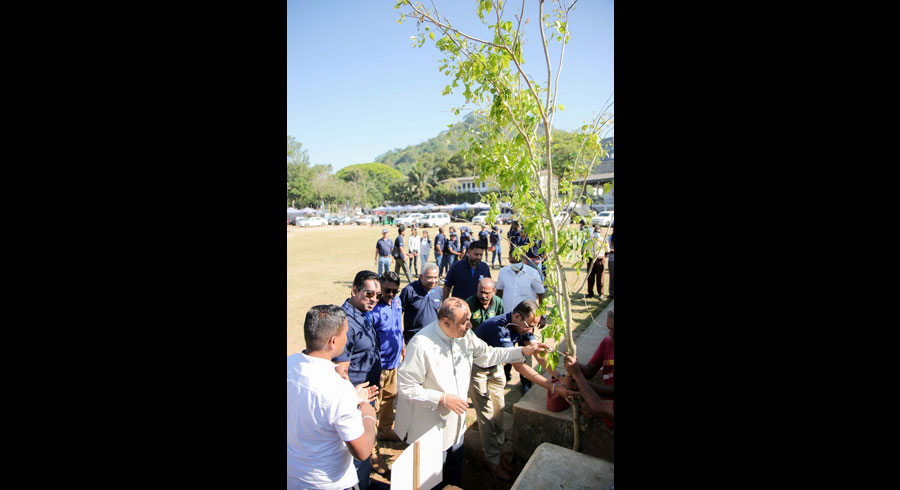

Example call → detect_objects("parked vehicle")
472 210 490 225
293 217 309 226
419 212 451 228
590 211 615 227
355 215 375 225
301 216 328 227
395 213 425 227
552 213 570 227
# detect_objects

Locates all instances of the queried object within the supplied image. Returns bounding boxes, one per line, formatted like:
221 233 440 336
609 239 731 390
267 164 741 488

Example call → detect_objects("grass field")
287 222 611 356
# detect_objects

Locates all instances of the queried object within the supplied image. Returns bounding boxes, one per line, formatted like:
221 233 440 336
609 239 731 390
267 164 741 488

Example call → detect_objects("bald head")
476 277 497 308
437 297 471 338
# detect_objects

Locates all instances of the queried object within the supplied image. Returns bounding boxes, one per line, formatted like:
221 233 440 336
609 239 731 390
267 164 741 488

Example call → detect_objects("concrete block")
512 301 614 462
510 442 614 490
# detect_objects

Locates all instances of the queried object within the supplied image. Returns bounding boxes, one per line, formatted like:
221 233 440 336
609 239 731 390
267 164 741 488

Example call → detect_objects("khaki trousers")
374 368 398 436
468 364 507 466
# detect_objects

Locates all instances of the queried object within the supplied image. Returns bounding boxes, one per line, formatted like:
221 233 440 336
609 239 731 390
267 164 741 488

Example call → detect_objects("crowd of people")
288 218 614 489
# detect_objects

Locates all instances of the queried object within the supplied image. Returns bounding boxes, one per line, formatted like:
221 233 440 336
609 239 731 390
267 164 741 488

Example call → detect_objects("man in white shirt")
287 305 378 490
408 225 421 277
395 297 550 487
495 248 547 387
495 249 546 318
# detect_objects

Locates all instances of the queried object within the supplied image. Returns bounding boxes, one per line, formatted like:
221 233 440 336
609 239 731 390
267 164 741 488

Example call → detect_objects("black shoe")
586 293 594 298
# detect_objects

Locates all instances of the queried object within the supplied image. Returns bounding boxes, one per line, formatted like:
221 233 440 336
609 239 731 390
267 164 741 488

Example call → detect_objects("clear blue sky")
287 0 613 172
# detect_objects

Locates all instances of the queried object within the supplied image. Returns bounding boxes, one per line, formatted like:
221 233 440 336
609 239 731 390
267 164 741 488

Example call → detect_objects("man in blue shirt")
370 272 404 443
433 227 446 279
489 225 503 269
332 270 383 489
471 300 577 480
375 229 393 277
443 239 491 300
444 230 460 274
393 225 414 285
478 224 490 243
398 262 442 344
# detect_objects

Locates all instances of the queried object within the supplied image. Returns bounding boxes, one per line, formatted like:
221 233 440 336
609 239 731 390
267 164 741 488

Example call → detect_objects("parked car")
293 217 308 226
472 210 490 225
591 211 615 227
420 212 451 228
395 213 425 227
552 213 570 228
300 216 327 227
355 215 375 225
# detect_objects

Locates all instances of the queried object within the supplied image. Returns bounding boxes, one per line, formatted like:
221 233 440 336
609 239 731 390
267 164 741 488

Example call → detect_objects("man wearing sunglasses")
333 270 383 490
369 272 405 445
470 300 578 481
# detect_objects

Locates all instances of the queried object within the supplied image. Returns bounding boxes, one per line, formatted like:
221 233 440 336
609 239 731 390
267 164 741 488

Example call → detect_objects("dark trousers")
607 252 614 298
437 439 465 489
409 254 419 275
586 257 604 296
353 456 372 490
394 256 413 284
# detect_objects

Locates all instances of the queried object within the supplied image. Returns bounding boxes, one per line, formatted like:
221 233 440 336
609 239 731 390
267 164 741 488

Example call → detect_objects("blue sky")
287 0 613 172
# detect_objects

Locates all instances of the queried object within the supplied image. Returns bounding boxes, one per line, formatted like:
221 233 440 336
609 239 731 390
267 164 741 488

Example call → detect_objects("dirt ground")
287 221 612 489
288 221 610 356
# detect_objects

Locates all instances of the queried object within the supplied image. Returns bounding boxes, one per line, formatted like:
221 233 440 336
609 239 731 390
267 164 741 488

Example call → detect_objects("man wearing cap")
444 239 491 301
375 229 393 277
489 225 503 269
393 225 413 284
459 226 472 261
442 230 460 279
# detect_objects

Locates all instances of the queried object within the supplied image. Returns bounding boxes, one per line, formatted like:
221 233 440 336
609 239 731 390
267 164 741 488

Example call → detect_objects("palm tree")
406 162 435 202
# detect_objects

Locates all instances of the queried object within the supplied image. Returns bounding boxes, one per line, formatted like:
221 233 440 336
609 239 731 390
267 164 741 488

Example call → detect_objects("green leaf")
557 103 565 111
429 31 435 40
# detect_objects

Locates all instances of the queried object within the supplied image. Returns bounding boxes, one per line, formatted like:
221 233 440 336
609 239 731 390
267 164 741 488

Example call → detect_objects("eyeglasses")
362 290 381 299
382 287 400 295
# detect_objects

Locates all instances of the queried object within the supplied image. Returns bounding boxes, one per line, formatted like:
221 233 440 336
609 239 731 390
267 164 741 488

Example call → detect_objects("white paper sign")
390 426 444 490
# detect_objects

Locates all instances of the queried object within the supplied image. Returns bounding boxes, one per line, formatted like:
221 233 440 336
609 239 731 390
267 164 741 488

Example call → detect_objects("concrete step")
510 442 614 490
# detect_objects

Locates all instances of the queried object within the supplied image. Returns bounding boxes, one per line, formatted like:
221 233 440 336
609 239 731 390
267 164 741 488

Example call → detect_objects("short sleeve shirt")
479 230 489 242
489 231 499 245
473 312 536 367
465 294 505 329
445 259 491 300
376 238 393 257
494 264 545 313
332 300 382 387
371 297 404 370
394 235 405 254
434 234 445 254
588 336 614 428
399 280 443 338
446 238 459 255
287 353 363 489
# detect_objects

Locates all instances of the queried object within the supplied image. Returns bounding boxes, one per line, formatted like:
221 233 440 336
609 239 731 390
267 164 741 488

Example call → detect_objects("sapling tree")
396 0 613 451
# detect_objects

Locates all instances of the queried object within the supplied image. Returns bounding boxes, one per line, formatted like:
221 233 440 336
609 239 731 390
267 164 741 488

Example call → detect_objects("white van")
420 212 450 228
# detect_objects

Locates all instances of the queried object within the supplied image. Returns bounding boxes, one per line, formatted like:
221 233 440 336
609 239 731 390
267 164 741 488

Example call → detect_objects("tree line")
287 114 611 212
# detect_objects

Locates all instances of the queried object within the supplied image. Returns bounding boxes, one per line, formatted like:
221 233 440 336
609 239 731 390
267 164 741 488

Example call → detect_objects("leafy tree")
398 0 613 451
287 135 314 207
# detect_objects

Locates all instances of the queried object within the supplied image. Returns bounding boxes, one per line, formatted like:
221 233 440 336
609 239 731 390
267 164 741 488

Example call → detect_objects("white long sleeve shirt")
408 235 420 254
395 320 526 451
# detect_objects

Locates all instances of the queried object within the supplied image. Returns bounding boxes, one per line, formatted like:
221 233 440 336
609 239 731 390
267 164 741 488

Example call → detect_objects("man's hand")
441 393 468 415
554 385 580 399
521 342 550 357
355 381 379 403
401 346 406 361
563 354 580 377
358 400 376 418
